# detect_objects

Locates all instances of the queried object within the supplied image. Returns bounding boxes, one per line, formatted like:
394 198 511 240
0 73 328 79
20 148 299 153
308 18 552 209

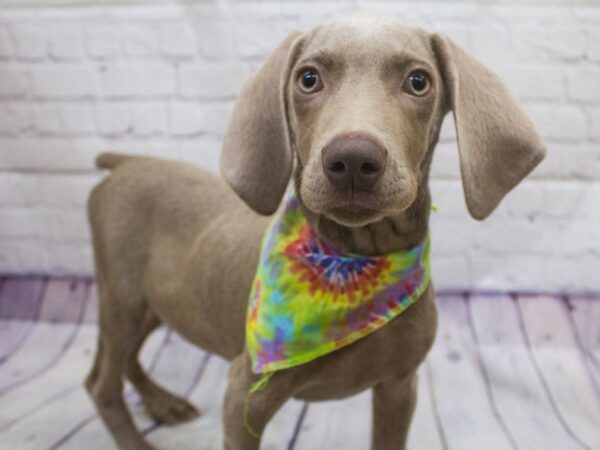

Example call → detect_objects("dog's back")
88 153 268 355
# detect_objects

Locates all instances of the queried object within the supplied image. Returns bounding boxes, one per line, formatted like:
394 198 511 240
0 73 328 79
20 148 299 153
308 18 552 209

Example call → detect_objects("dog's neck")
295 177 431 257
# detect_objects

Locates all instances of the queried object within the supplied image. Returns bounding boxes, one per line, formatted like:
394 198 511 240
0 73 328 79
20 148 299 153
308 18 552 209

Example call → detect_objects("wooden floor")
0 277 599 450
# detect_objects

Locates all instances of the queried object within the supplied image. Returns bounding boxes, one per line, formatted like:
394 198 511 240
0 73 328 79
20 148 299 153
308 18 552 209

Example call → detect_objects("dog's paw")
145 392 201 426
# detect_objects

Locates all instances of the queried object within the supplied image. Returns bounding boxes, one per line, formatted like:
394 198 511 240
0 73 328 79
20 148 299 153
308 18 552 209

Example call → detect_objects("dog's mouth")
324 199 386 227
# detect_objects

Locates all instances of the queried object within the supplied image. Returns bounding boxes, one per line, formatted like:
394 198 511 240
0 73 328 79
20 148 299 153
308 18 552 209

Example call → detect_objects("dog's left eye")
298 68 322 93
404 71 431 97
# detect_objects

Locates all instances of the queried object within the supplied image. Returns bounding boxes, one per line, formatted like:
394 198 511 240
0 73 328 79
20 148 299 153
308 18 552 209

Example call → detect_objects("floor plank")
0 281 89 395
292 390 372 450
518 294 600 449
10 328 167 450
469 294 584 450
83 283 99 324
427 295 515 450
146 355 306 450
0 278 46 365
0 286 598 450
146 356 229 450
262 398 305 450
407 365 446 450
0 324 98 439
568 295 600 387
55 328 169 450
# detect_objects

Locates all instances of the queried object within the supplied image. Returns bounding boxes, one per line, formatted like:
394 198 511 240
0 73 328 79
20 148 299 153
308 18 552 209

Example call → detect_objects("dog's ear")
220 32 304 215
431 34 546 220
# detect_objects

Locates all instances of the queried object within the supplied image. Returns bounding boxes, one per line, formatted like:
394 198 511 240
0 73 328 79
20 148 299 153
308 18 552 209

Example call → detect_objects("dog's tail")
95 152 131 170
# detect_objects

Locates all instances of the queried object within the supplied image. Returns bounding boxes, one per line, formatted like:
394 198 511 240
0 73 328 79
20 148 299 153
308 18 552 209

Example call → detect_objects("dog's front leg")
223 353 292 450
372 372 418 450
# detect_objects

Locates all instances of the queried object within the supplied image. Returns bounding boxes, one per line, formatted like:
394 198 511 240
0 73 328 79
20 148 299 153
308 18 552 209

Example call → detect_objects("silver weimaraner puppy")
85 12 545 450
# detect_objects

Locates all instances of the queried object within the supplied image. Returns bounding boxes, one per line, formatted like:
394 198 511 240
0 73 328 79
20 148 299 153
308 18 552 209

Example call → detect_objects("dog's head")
221 13 546 225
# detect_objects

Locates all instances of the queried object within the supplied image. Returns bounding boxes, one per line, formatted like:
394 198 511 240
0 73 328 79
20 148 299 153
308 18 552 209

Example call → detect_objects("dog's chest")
290 287 438 400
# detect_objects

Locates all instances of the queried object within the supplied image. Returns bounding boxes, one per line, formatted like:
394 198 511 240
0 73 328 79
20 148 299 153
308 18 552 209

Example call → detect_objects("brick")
96 103 130 135
37 173 100 208
501 181 546 219
438 115 457 143
0 137 99 171
430 219 480 255
567 65 600 103
32 104 62 134
529 143 600 181
474 219 596 256
85 25 119 59
0 208 40 238
232 19 296 59
33 103 96 134
37 208 90 241
589 107 600 140
588 28 600 61
103 62 175 98
0 66 30 97
158 22 196 58
193 17 233 59
121 24 159 57
0 103 31 134
48 25 85 60
543 254 600 292
60 103 96 134
430 142 460 180
177 138 223 173
169 102 205 136
470 24 516 67
541 182 599 221
524 104 587 141
178 62 248 99
32 103 95 134
199 102 234 136
0 240 44 273
12 25 46 60
131 102 167 135
0 25 15 58
514 26 586 62
430 254 471 289
429 180 469 218
0 173 40 206
496 65 565 101
31 64 100 99
470 254 545 291
42 241 94 274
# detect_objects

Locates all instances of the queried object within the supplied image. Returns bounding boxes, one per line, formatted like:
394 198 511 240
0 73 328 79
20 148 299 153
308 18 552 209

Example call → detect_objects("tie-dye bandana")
246 191 431 374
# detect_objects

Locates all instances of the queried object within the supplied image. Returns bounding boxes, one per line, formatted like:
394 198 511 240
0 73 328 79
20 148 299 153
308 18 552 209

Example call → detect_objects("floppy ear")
220 32 304 215
431 34 546 220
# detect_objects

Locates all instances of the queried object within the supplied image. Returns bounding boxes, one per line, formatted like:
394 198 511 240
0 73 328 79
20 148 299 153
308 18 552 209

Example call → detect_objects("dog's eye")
404 71 431 97
298 68 321 93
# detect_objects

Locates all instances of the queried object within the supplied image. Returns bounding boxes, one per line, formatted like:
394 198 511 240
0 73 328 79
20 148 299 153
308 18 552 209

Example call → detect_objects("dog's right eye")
298 69 322 93
403 70 431 97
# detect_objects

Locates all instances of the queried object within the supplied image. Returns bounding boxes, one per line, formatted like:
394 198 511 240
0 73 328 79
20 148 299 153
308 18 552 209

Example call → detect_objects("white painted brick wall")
0 1 598 293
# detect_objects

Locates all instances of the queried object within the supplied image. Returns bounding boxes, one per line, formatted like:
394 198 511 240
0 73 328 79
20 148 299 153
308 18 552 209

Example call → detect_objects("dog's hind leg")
125 310 200 425
86 279 155 450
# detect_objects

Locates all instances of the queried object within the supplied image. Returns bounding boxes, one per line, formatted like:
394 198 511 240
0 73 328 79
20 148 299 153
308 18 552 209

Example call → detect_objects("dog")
85 12 545 450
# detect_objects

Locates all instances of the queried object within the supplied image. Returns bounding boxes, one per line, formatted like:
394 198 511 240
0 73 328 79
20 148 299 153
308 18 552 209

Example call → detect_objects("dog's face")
221 13 545 224
288 17 445 226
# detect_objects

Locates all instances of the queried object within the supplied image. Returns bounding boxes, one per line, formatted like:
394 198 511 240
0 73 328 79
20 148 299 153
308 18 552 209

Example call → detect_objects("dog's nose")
322 136 386 190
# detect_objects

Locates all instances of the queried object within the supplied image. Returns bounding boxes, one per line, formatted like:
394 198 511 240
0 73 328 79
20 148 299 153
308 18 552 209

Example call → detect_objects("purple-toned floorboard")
0 278 46 365
0 276 598 450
